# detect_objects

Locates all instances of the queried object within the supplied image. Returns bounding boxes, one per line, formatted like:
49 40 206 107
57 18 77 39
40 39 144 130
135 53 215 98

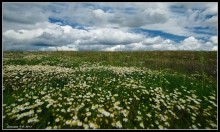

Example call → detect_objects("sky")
2 2 218 51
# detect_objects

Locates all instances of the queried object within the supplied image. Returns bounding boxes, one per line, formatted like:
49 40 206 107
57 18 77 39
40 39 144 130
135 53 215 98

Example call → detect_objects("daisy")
83 124 89 129
66 120 71 125
86 112 92 116
55 118 60 122
46 126 52 129
123 118 128 122
116 121 122 128
140 122 144 128
77 121 83 126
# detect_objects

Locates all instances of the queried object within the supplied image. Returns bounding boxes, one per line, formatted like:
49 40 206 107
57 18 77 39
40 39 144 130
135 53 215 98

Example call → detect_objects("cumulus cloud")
178 36 202 50
3 22 146 50
209 36 218 45
3 21 218 51
212 46 218 51
177 36 217 51
142 36 165 45
2 3 49 32
3 29 43 40
2 2 218 51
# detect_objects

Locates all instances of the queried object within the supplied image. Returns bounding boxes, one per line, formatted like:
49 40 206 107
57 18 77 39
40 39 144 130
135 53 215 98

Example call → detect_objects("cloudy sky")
2 2 218 51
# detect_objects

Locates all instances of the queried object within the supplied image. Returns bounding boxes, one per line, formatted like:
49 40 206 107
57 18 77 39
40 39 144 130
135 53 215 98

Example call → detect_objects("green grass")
3 51 217 129
3 51 217 77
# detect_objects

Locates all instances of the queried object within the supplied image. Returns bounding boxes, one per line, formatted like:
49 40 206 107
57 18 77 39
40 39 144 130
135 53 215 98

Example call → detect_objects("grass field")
3 51 217 129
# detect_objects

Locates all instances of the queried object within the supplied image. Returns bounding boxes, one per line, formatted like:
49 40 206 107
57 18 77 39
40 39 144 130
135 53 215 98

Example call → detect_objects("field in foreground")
3 51 217 129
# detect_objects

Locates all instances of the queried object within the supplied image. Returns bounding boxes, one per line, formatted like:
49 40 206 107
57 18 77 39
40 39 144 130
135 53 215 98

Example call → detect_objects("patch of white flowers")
3 64 217 129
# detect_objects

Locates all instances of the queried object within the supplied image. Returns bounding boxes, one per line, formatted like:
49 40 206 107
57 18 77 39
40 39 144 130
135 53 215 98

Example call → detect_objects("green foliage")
3 51 217 129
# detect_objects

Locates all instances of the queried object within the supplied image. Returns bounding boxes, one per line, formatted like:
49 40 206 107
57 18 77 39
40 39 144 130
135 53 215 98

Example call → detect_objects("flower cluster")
3 62 217 129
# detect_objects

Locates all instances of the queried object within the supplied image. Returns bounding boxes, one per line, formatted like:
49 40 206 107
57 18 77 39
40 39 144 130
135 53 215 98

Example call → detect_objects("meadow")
3 51 217 129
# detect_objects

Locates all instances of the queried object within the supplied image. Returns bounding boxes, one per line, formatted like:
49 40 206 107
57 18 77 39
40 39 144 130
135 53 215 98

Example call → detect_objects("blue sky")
2 2 218 51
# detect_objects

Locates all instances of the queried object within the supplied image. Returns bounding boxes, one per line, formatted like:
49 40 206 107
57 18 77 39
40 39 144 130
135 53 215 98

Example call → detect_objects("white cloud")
177 36 217 51
3 21 217 51
201 15 218 28
3 7 47 25
61 25 73 33
91 28 145 45
54 45 78 51
202 3 218 16
142 36 164 45
93 9 113 18
209 36 218 45
178 36 201 50
142 3 217 38
3 3 49 28
2 2 218 51
212 46 218 51
3 29 43 40
3 22 145 50
104 45 122 51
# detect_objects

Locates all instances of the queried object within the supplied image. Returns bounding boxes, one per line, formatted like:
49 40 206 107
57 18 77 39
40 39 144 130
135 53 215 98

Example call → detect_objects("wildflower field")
3 51 217 129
